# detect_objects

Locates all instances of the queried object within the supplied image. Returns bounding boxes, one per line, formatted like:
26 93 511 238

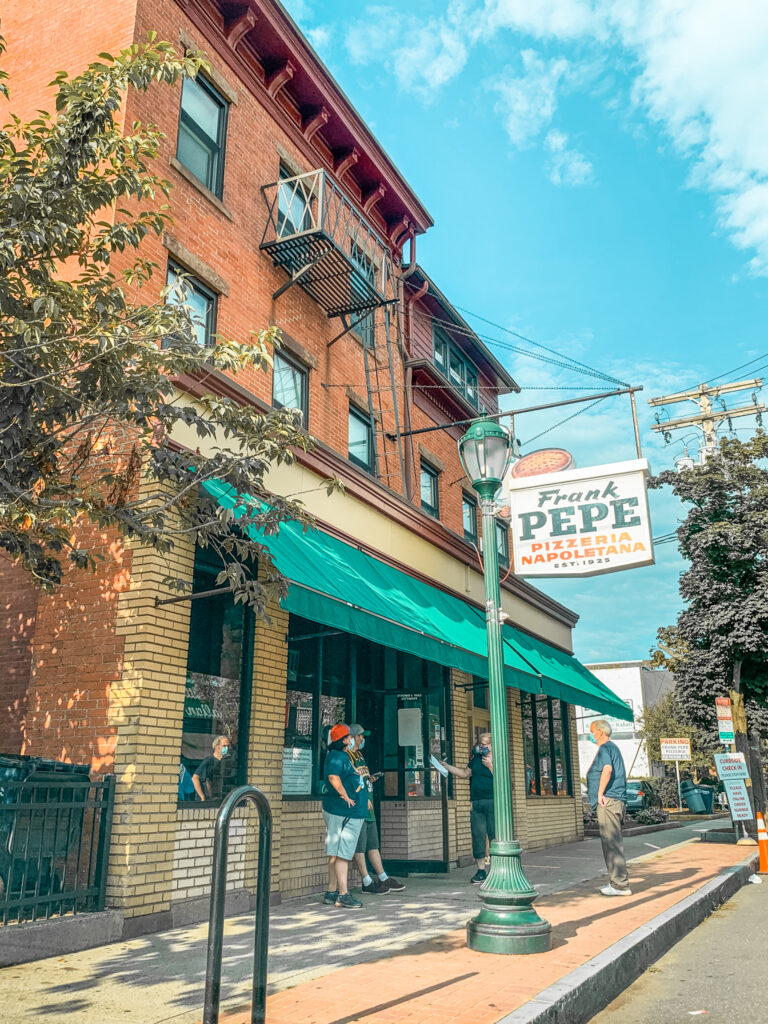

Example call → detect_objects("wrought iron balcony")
260 169 389 318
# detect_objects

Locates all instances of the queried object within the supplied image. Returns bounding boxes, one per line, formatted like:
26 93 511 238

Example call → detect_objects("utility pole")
649 379 765 460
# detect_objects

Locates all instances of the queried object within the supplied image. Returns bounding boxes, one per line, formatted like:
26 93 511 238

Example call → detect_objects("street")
592 873 768 1023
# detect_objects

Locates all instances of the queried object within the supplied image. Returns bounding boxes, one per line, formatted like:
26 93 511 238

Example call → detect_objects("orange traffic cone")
756 812 768 874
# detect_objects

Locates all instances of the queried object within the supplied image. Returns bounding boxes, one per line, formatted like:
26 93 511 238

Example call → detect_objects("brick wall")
0 561 38 754
173 805 249 902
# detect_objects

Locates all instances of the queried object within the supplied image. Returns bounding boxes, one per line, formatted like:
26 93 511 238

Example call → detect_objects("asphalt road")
592 872 768 1023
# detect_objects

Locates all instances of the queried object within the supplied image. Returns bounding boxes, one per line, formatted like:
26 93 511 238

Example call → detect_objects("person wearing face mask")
442 732 494 884
587 719 630 896
192 734 230 802
347 724 406 896
322 723 368 909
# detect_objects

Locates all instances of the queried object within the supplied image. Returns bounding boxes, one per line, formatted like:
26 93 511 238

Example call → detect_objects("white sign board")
506 459 654 577
281 747 312 795
714 752 749 780
715 697 734 743
723 778 752 820
660 737 692 761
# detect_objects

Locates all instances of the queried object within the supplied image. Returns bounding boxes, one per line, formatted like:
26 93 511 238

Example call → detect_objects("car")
625 780 660 813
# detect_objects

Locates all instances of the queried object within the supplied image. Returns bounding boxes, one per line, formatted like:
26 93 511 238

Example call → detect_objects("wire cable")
523 395 608 446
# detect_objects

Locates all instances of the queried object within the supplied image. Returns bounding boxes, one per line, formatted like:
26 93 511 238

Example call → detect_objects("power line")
523 395 609 446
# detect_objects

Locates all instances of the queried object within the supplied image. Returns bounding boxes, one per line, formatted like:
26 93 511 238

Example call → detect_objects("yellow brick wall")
108 532 195 917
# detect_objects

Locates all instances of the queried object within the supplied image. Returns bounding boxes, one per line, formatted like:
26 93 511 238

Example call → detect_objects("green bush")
631 808 668 826
656 776 681 809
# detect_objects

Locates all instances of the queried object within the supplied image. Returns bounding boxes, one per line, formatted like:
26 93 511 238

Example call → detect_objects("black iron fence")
0 759 115 926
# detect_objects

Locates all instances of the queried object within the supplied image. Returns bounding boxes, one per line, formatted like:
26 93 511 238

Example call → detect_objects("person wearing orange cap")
322 723 368 909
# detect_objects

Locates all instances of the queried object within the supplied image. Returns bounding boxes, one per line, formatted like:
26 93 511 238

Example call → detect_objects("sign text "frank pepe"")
518 480 642 540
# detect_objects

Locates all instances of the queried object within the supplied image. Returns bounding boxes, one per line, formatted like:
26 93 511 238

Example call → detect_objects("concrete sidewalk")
0 824 730 1023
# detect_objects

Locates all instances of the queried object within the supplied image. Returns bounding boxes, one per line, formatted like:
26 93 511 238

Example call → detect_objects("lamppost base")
466 840 552 955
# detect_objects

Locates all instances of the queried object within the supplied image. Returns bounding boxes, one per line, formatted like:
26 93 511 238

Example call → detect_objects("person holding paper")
347 723 405 895
442 732 494 884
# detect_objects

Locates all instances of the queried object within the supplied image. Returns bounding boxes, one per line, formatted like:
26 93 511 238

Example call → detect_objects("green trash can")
681 779 706 813
697 786 714 814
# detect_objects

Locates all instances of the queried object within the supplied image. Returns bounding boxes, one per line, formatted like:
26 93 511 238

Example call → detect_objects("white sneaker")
601 884 632 896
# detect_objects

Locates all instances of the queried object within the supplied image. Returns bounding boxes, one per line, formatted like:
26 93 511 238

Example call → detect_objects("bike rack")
203 785 273 1024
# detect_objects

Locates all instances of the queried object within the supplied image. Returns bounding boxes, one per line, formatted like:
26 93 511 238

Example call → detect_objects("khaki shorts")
323 811 364 860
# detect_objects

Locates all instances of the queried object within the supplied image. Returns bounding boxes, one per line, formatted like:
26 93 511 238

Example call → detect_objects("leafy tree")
649 433 768 818
639 692 712 775
0 36 323 615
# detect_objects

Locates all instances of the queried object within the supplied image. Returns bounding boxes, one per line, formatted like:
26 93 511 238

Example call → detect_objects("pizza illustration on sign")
510 448 573 479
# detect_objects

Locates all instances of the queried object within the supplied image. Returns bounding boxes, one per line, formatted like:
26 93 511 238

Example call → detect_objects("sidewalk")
1 824 744 1024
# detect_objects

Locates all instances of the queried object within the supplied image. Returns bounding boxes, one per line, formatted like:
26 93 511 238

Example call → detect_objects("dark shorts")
470 798 495 859
355 818 380 854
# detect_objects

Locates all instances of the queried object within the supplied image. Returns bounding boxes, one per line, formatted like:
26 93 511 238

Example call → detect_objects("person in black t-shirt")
442 731 494 884
192 734 230 801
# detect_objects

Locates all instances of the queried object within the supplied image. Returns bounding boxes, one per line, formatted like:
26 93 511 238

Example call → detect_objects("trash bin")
681 778 706 813
697 786 714 814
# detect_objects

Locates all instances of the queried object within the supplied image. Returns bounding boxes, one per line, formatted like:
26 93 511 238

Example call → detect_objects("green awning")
203 480 632 719
503 626 634 721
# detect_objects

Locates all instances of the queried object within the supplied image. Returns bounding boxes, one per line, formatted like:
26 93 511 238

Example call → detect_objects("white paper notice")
430 755 448 777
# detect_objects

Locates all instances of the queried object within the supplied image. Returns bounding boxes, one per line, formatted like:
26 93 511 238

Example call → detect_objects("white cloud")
342 1 768 274
489 51 570 146
545 130 594 186
306 24 333 55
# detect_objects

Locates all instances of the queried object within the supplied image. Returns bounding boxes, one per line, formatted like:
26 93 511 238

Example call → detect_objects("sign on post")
660 738 692 761
506 459 654 577
714 752 749 780
723 779 752 821
716 697 734 744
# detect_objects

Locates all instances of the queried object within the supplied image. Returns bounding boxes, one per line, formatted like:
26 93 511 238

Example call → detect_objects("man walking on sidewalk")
587 719 631 896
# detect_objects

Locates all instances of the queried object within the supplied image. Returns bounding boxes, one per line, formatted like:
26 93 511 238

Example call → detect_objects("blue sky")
284 0 768 662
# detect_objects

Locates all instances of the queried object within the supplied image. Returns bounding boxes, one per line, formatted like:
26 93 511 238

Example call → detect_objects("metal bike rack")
203 785 273 1024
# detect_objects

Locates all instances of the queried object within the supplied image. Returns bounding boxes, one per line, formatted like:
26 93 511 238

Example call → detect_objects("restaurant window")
176 74 228 196
273 350 308 423
282 614 453 800
521 695 572 797
165 263 217 348
179 546 254 802
462 493 478 544
496 519 509 569
349 405 374 473
420 460 440 519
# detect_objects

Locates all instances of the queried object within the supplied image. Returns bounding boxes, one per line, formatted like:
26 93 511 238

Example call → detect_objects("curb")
497 852 758 1024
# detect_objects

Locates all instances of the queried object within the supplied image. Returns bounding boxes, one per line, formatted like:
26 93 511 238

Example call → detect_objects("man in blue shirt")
587 719 631 896
322 723 368 909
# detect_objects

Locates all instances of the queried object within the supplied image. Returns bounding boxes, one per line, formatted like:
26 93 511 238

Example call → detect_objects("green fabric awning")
203 480 632 720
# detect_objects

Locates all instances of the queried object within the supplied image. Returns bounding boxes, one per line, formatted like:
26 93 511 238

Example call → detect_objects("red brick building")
1 0 627 940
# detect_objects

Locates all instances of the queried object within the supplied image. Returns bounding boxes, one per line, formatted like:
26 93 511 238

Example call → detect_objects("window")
349 243 376 349
348 405 374 473
273 350 308 423
165 263 217 348
420 461 440 518
521 695 573 797
433 325 480 409
176 74 228 196
276 163 313 237
462 493 478 544
179 546 254 802
496 520 509 569
283 615 453 800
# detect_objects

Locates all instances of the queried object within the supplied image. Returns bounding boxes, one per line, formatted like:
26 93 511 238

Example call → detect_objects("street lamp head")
458 418 514 499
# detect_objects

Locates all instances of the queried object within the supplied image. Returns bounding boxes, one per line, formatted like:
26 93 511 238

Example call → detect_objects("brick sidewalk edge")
498 851 759 1024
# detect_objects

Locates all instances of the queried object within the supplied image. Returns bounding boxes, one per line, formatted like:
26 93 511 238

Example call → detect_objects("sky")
283 0 768 663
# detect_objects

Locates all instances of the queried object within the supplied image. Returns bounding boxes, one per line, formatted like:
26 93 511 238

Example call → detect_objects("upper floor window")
462 493 478 544
420 461 440 519
177 74 228 197
165 263 217 348
433 326 479 409
273 350 308 423
496 520 509 569
349 405 374 473
277 164 314 237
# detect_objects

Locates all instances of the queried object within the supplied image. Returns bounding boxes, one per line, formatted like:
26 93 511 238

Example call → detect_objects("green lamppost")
458 417 551 954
